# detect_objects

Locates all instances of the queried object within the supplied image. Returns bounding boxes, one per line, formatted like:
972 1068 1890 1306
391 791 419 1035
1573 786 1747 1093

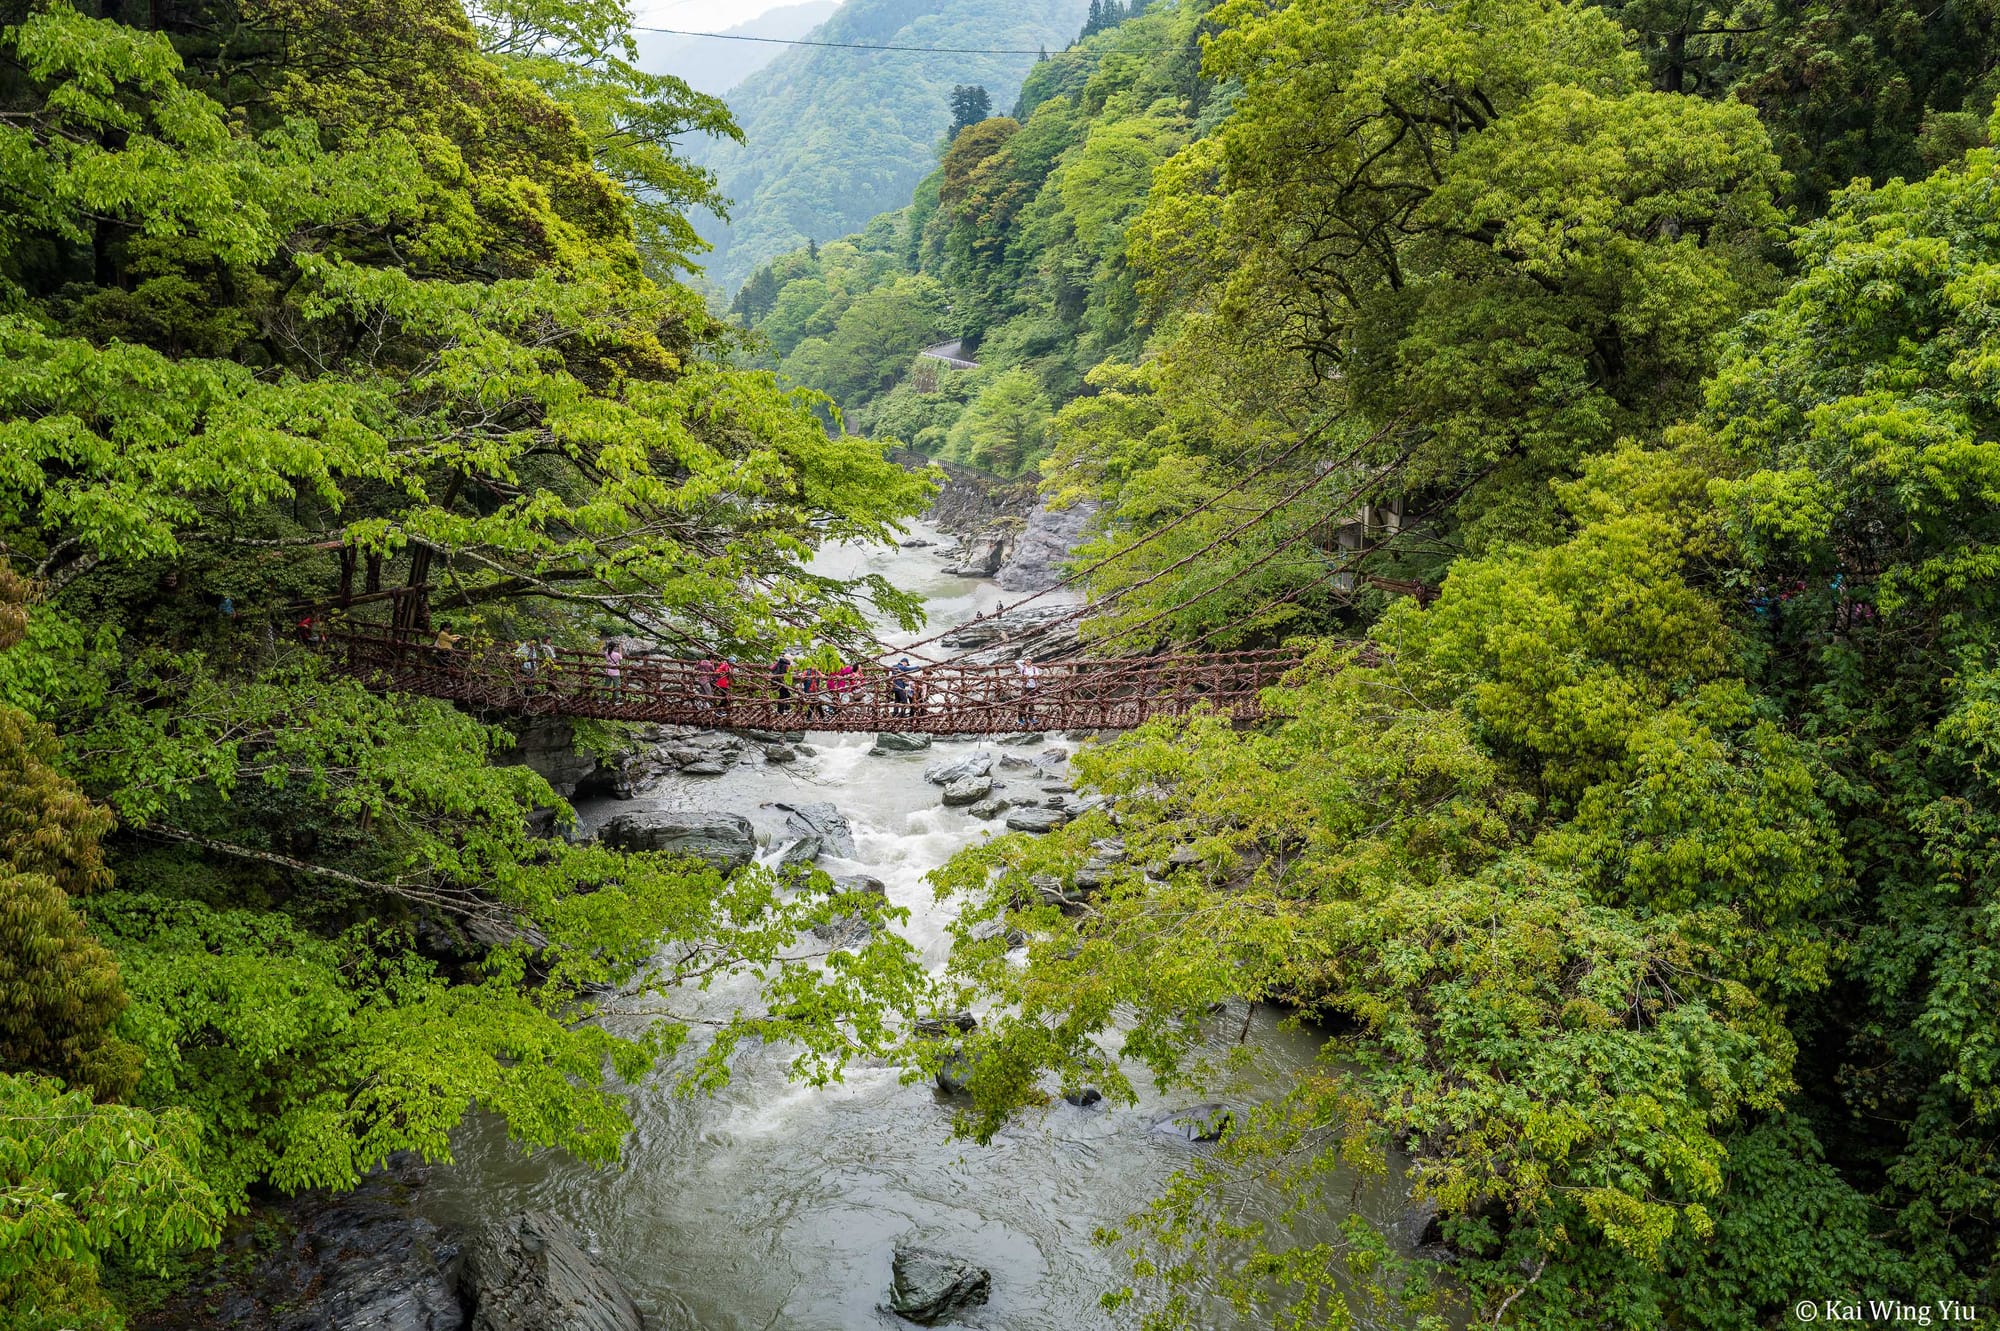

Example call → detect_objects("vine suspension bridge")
330 631 1305 734
311 420 1415 734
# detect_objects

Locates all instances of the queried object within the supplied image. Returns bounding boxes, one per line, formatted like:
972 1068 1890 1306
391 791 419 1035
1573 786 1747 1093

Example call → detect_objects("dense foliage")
0 1 934 1325
11 0 2000 1323
682 0 1092 291
843 0 2000 1325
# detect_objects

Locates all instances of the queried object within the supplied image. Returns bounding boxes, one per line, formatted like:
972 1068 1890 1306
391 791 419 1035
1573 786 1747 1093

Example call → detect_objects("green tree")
931 441 1881 1327
0 4 937 1321
949 83 993 136
943 368 1051 474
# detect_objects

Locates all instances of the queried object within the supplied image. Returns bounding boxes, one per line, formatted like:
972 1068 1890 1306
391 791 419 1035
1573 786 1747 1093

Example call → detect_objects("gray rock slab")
460 1211 642 1331
599 811 755 872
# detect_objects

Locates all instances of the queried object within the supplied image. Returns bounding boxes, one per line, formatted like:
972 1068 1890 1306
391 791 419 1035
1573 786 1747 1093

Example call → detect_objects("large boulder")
599 810 755 872
501 719 598 799
871 732 933 755
923 753 993 785
1152 1104 1235 1144
772 835 820 870
1073 838 1127 891
966 798 1009 820
459 1211 641 1331
770 801 857 857
1004 806 1071 834
810 912 872 948
940 775 992 807
181 1158 462 1331
885 1246 991 1326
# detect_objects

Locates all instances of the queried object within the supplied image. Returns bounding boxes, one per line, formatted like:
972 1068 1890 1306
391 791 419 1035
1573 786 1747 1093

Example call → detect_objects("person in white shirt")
1016 656 1040 725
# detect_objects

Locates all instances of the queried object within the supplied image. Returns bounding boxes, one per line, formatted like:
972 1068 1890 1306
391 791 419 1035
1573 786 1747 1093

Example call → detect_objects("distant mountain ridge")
686 0 1091 292
632 2 840 96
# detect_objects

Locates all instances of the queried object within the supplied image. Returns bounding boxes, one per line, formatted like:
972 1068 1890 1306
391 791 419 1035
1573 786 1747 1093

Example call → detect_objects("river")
413 527 1411 1329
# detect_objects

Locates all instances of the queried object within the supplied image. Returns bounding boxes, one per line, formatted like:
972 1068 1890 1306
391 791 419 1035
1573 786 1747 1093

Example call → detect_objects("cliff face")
893 451 1038 539
998 499 1098 592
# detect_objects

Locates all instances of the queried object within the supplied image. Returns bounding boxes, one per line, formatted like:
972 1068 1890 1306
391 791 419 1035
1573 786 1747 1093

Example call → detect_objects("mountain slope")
688 0 1090 290
632 2 840 96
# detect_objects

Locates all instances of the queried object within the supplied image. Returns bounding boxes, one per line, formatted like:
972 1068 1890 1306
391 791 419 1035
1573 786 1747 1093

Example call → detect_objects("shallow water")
414 527 1408 1329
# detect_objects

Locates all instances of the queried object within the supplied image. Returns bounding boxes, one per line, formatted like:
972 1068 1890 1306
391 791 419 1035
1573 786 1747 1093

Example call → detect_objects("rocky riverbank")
133 1159 645 1331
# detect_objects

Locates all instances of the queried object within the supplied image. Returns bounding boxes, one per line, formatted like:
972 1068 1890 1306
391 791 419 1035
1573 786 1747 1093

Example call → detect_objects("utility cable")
628 25 1181 55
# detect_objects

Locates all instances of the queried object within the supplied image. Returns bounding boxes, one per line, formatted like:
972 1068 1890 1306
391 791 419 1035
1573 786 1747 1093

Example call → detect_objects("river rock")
204 1165 464 1331
1074 838 1127 890
772 801 857 857
810 912 872 947
924 752 993 784
1064 1087 1104 1108
941 775 993 806
996 754 1035 773
885 1246 991 1326
599 811 755 872
996 731 1046 746
502 718 598 799
459 1211 642 1331
943 538 1006 577
915 1011 977 1036
967 798 1008 820
772 835 820 870
745 728 786 742
1032 873 1096 914
970 917 1027 948
831 874 888 896
1153 1104 1235 1144
935 1050 974 1095
762 743 797 763
1005 806 1071 834
871 732 933 754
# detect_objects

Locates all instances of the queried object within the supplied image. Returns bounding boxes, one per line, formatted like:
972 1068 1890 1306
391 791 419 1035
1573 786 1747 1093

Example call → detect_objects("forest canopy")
0 1 933 1326
7 0 2000 1326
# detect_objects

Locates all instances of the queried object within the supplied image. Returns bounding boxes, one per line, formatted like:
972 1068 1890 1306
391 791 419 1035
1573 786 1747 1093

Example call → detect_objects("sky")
631 0 819 39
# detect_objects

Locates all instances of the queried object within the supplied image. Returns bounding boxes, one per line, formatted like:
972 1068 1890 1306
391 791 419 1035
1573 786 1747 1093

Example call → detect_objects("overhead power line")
628 24 1179 55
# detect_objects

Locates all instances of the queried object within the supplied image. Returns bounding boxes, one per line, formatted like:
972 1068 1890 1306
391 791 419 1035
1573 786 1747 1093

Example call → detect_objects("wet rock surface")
941 775 993 806
966 797 1009 820
459 1211 642 1331
924 752 994 785
598 810 755 872
1153 1104 1236 1144
139 1160 462 1331
871 731 933 754
885 1246 992 1326
1004 806 1071 834
771 801 857 857
915 1011 977 1036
